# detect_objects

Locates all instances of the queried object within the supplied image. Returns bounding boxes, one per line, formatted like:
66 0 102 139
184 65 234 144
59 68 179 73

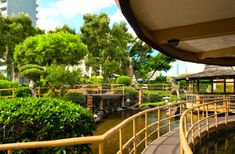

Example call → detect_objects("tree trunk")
29 80 37 97
13 69 19 82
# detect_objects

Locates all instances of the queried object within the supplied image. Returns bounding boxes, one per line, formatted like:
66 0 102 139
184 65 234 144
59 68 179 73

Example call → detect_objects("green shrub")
0 80 19 89
0 97 96 153
14 87 32 97
0 80 19 96
116 76 131 86
90 76 104 84
0 73 9 81
64 93 86 106
143 91 161 103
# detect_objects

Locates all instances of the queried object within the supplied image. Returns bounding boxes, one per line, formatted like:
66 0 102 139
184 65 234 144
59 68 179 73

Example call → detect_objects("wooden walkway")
142 115 235 154
142 129 180 154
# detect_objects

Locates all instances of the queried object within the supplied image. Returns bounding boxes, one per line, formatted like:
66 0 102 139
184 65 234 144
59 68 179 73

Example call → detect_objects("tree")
14 32 88 67
80 13 133 80
129 40 153 81
129 40 175 83
3 13 40 81
44 65 81 96
19 64 44 97
49 25 76 34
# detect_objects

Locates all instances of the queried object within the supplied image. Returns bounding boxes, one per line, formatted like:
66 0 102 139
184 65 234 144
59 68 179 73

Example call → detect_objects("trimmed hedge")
116 76 131 86
0 97 96 153
64 92 87 107
14 86 32 97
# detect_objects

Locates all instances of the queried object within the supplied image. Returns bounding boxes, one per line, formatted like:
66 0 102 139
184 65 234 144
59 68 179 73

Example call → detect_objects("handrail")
0 98 228 154
0 100 193 153
179 98 233 154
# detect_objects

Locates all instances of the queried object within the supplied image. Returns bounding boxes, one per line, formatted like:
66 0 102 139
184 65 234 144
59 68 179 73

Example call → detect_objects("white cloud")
38 0 114 31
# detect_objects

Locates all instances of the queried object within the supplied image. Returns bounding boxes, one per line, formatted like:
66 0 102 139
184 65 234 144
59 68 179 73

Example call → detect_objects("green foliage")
124 86 138 98
142 91 161 103
1 13 40 74
116 76 131 85
0 73 9 81
64 93 87 106
80 13 133 80
19 64 44 81
45 65 81 89
0 80 19 89
14 32 88 67
0 97 96 153
90 76 104 84
14 86 32 97
150 75 167 84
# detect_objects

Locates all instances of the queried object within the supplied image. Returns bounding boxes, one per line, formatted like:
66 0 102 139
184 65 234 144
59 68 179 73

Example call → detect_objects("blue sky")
38 0 204 76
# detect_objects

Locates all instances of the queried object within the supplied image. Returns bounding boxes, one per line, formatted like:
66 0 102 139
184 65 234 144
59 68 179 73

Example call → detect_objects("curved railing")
180 98 233 154
0 101 191 154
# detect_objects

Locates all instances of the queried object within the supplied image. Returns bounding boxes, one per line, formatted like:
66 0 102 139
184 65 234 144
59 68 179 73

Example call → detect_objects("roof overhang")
118 0 235 66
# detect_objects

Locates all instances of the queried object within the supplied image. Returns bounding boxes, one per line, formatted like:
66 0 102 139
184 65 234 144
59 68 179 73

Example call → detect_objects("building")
0 0 38 26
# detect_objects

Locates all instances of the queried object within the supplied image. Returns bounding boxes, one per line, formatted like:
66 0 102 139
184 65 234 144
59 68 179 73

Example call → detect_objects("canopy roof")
176 65 235 80
117 0 235 65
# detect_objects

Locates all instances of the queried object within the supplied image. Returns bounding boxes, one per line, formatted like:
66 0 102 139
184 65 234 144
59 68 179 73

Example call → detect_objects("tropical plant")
0 97 96 153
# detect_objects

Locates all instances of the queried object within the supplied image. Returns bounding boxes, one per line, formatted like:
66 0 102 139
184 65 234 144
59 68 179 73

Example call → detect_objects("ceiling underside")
118 0 235 65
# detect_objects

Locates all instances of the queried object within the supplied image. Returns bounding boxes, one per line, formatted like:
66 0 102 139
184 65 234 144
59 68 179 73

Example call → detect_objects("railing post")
7 150 12 154
158 109 161 138
133 118 136 154
225 101 228 125
168 105 171 132
206 105 209 131
197 106 201 138
119 128 123 154
145 112 148 148
191 110 194 145
99 143 104 154
215 103 218 128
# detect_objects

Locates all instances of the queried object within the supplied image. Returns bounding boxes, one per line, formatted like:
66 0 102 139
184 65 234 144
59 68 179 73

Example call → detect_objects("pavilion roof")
176 65 235 80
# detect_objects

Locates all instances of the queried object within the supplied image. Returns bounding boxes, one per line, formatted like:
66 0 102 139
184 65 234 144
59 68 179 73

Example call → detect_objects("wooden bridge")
0 97 235 154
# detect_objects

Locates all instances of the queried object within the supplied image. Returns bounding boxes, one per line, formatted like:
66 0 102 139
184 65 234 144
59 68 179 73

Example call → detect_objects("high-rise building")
0 0 38 26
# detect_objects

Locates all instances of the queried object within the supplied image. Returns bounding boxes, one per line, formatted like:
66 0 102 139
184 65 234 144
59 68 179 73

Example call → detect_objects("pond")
92 108 178 153
194 127 235 154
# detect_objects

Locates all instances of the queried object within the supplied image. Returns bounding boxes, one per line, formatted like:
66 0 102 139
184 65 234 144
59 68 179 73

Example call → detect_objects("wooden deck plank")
142 115 235 154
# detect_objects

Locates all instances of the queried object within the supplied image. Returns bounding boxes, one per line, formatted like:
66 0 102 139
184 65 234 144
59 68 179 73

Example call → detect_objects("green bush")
0 80 19 96
90 76 104 84
0 80 19 89
14 87 32 97
116 76 131 86
64 93 86 106
143 91 161 103
0 73 9 81
0 97 96 153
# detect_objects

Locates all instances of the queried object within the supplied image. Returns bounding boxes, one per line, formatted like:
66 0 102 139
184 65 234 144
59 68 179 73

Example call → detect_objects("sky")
38 0 205 76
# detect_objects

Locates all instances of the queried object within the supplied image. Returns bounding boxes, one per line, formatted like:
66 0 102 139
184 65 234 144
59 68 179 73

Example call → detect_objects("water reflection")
195 127 235 154
92 109 178 154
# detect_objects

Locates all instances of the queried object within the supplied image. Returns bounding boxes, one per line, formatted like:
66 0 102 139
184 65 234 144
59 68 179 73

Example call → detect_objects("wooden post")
121 96 125 107
138 90 142 105
100 97 104 111
87 95 93 113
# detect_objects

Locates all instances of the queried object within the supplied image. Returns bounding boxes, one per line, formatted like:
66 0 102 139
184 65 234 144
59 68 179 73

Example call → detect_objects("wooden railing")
134 84 172 91
0 101 193 154
179 98 233 154
68 84 125 95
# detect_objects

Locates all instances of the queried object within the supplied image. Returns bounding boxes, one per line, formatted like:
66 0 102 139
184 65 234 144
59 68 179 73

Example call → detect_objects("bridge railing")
179 98 232 154
0 100 193 154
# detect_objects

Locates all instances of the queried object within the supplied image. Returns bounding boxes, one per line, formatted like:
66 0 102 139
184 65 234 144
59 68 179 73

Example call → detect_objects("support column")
87 95 93 113
100 97 104 111
138 90 142 105
121 96 125 107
